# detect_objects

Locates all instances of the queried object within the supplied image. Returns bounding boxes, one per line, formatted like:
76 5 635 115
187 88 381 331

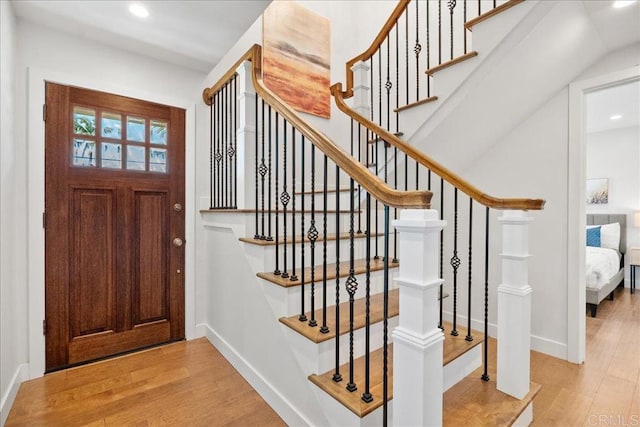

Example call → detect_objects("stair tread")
444 374 541 426
308 322 483 417
240 232 381 247
367 132 404 144
394 96 438 113
426 51 478 76
280 290 452 344
258 258 398 288
309 345 392 418
280 289 400 343
465 0 525 30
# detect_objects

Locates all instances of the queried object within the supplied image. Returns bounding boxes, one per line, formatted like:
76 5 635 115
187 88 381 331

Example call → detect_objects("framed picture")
263 1 330 118
586 178 609 204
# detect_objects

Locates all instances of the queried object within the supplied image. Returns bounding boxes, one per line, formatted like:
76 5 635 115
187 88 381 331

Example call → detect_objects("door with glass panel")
44 83 185 371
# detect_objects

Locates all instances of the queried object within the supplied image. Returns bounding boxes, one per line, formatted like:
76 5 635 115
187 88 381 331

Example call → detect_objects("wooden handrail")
340 0 410 98
331 82 545 211
202 44 431 210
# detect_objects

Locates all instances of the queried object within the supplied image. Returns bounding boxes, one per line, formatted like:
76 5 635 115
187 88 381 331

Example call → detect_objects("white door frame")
566 65 640 364
27 66 198 378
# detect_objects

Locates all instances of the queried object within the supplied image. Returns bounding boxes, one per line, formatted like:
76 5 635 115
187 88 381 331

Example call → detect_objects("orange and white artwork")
263 1 331 118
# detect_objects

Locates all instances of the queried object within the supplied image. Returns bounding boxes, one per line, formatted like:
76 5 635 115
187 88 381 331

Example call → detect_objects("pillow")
586 226 601 247
600 222 620 250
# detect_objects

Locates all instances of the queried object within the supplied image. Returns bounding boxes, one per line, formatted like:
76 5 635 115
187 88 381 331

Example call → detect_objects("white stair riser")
443 345 482 391
293 191 355 211
285 316 399 375
262 268 399 318
252 237 398 272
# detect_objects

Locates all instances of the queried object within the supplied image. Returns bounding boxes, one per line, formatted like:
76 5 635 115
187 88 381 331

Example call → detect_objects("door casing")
26 67 197 379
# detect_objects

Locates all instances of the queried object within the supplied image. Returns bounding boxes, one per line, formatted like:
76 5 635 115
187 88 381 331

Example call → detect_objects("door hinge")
42 211 46 229
42 319 47 335
43 104 47 122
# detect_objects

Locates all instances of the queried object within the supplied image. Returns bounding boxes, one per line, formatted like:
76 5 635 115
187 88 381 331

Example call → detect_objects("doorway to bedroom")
583 78 639 353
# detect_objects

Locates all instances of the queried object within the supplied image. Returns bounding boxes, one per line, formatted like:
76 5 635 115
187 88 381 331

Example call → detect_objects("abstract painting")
586 178 609 204
263 1 330 118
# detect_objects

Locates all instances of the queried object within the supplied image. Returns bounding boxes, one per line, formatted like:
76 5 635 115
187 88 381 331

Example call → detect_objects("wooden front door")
44 83 185 372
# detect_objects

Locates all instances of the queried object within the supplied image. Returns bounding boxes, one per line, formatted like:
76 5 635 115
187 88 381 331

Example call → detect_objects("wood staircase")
200 0 546 424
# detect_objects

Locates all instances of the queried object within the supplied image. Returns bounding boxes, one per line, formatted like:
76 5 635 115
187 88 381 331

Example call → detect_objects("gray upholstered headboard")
587 214 627 254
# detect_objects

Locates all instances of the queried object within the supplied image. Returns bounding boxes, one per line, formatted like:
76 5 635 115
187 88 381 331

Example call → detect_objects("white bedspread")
586 246 620 289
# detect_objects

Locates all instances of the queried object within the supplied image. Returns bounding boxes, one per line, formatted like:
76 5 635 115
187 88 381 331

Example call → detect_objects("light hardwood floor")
6 286 638 426
6 338 285 426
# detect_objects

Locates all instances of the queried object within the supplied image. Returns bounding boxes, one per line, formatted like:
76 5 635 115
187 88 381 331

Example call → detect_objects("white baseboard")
530 334 567 360
198 322 311 427
1 363 29 426
442 311 568 360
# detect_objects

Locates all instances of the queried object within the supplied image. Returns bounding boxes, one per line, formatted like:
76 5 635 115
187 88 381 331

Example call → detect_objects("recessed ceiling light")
610 114 623 120
613 0 636 8
129 3 149 18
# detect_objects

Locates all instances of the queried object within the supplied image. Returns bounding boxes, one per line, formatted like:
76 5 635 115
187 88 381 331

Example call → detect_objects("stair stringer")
405 0 608 174
199 212 331 426
396 0 544 141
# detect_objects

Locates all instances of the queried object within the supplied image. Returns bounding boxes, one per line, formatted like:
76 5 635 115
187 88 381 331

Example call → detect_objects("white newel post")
235 61 257 209
392 209 446 427
351 61 370 118
497 210 533 399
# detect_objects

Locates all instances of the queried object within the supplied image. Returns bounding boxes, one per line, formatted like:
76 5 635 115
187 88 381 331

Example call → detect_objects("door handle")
172 237 184 247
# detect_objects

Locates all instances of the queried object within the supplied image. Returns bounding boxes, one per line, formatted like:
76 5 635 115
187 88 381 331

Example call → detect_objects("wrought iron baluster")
451 187 460 336
482 206 490 381
415 0 421 102
222 84 226 207
449 0 456 61
361 190 372 402
405 9 409 106
333 163 341 379
439 0 443 65
259 99 266 239
320 155 329 334
466 197 474 342
426 0 431 97
439 177 444 330
291 128 298 281
299 135 307 322
357 123 362 234
463 0 468 54
382 205 390 427
209 99 213 209
266 105 273 240
346 184 358 392
253 94 258 235
273 112 281 275
281 122 290 278
225 82 230 207
308 145 318 327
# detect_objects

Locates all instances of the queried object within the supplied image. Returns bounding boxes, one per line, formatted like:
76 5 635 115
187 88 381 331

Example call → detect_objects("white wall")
0 2 29 425
462 42 640 360
10 18 206 394
586 125 640 283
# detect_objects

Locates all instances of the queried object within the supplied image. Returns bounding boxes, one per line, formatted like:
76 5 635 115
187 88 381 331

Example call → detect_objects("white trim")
200 322 311 427
0 363 29 426
567 65 640 364
442 311 567 358
27 66 197 379
530 334 567 360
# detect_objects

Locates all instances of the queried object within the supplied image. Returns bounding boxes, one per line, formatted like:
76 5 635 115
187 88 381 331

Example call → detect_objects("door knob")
173 203 182 212
172 237 184 247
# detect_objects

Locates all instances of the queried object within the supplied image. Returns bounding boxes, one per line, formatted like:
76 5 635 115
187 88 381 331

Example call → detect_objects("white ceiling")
10 0 272 73
586 79 640 134
9 0 640 76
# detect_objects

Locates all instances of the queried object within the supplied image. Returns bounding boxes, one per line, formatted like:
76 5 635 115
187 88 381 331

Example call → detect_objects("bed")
586 214 626 317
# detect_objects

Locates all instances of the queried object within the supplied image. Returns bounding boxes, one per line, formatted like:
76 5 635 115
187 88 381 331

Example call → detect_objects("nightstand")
631 247 640 294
